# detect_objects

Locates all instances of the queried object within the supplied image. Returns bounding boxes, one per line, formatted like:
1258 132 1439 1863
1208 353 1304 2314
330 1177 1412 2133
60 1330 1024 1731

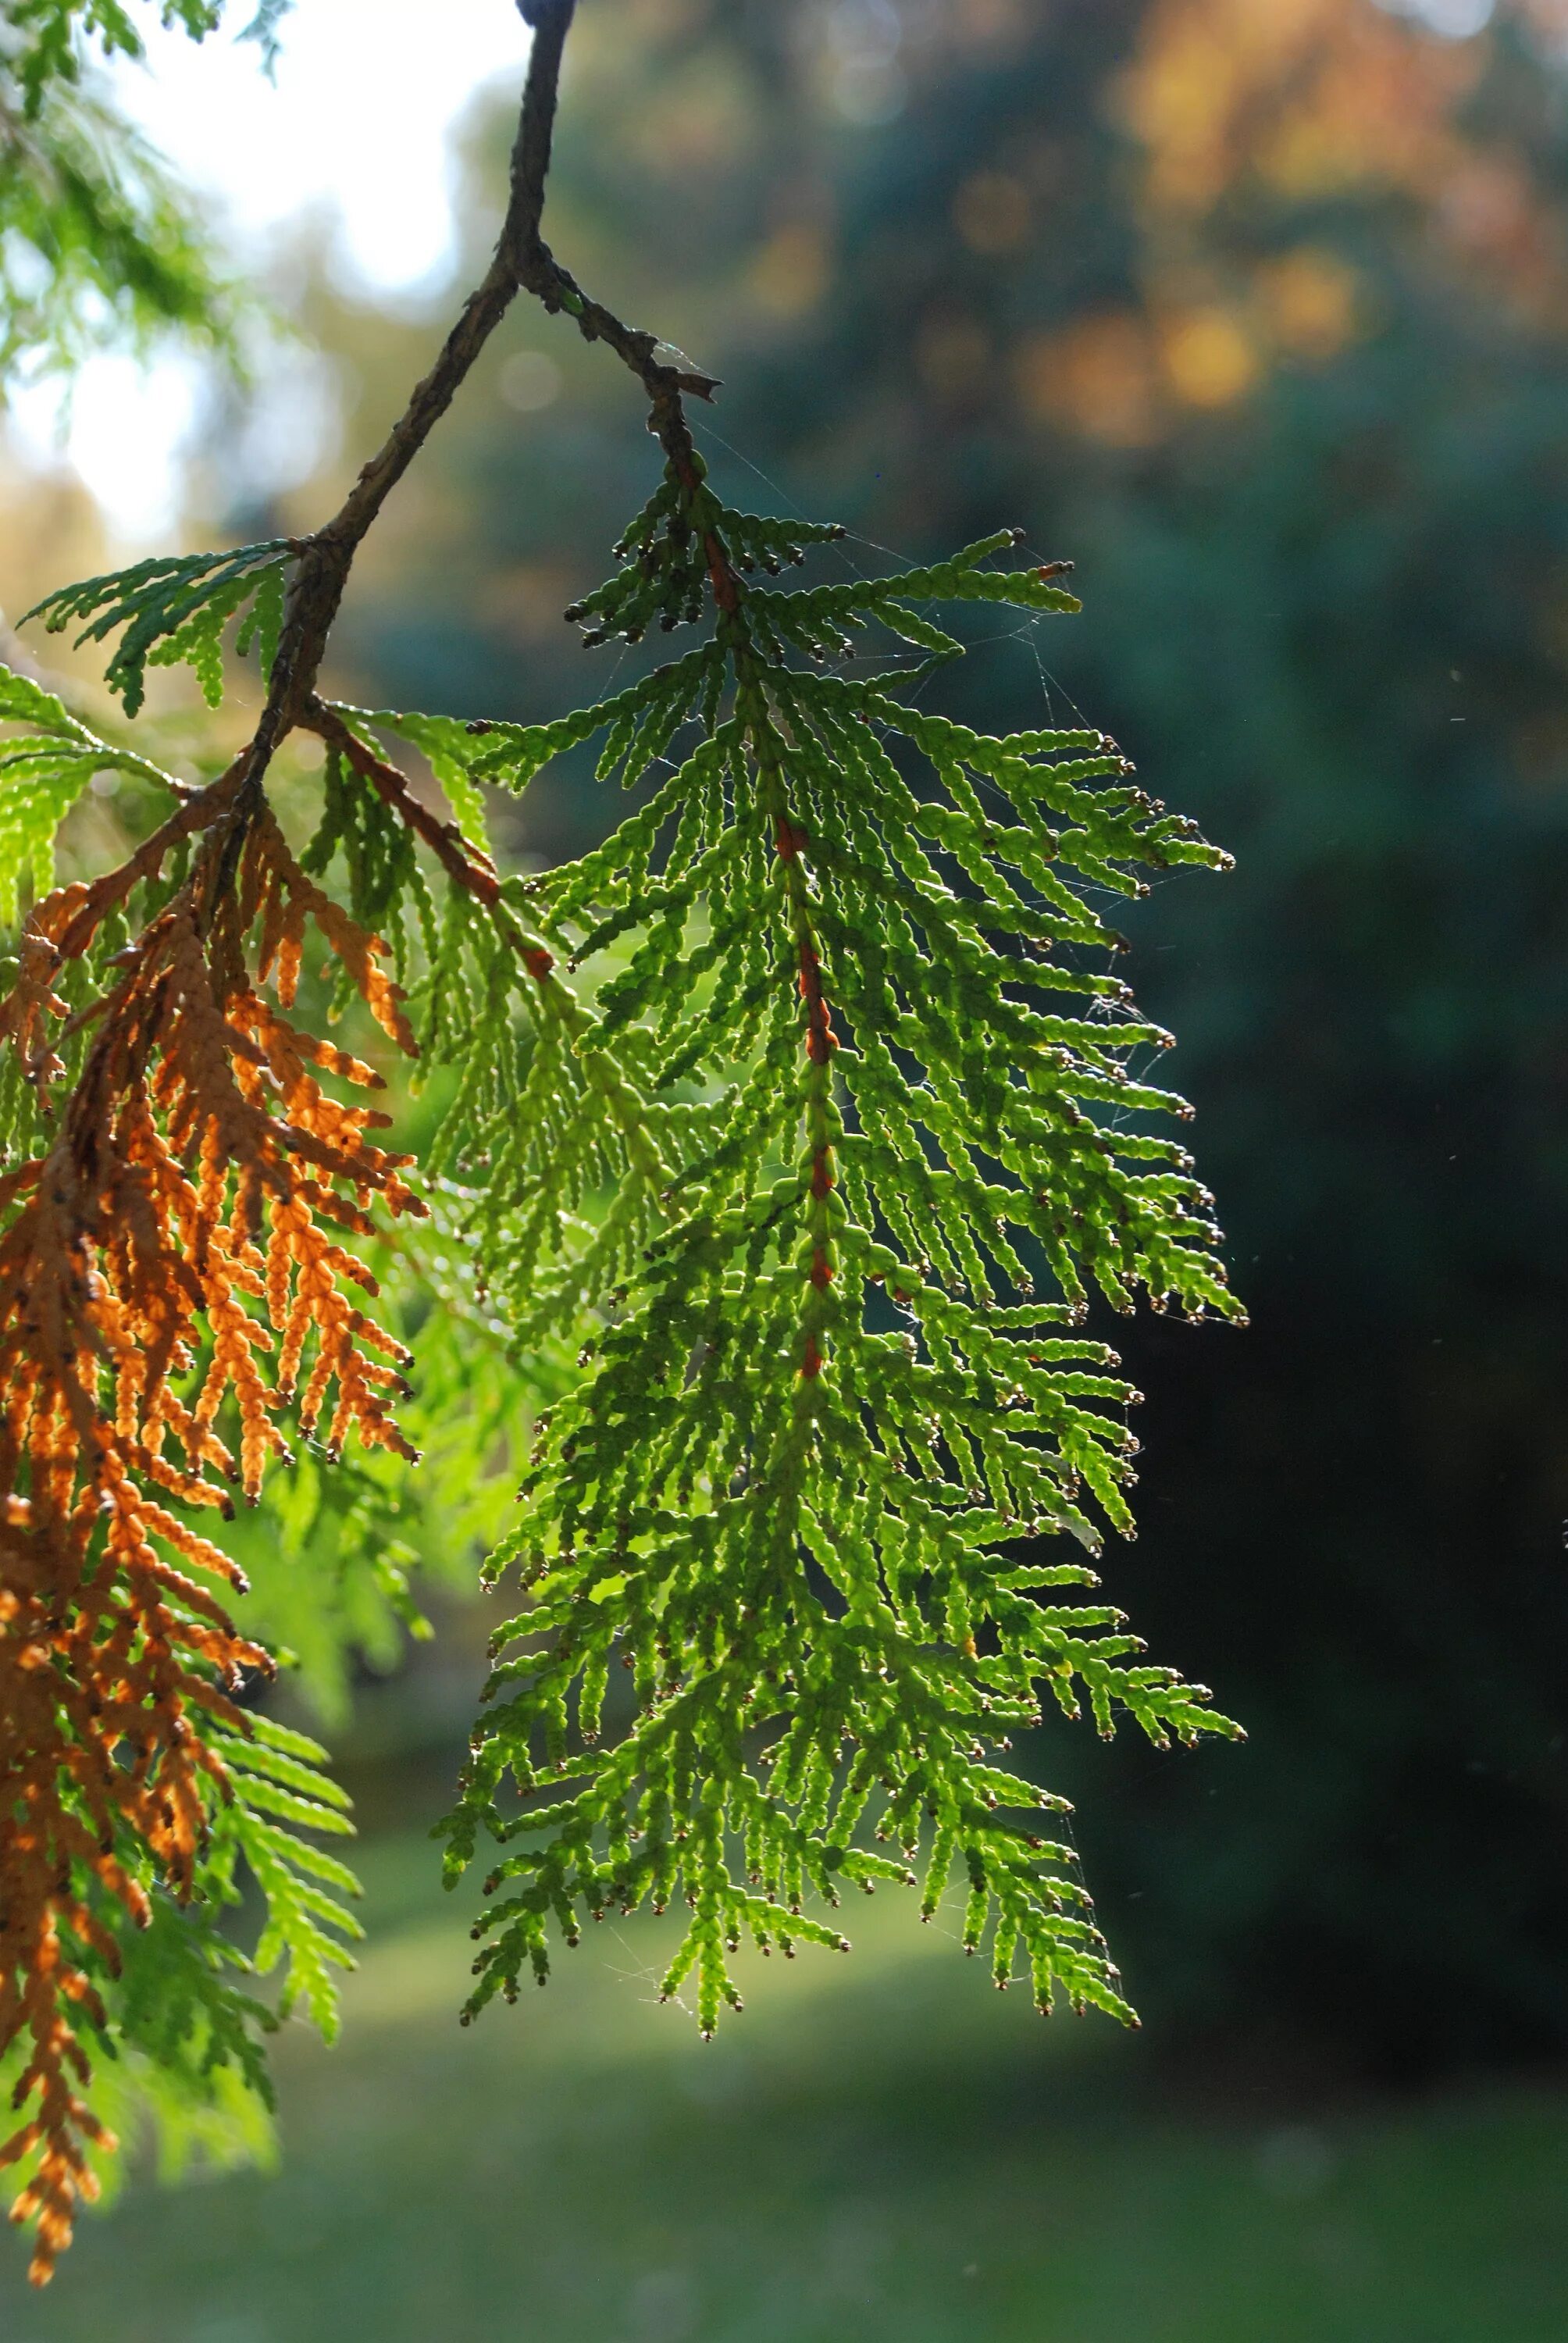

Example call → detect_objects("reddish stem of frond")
303 702 501 907
650 385 838 1380
793 918 838 1371
797 940 838 1070
704 537 741 614
299 706 557 983
55 761 245 961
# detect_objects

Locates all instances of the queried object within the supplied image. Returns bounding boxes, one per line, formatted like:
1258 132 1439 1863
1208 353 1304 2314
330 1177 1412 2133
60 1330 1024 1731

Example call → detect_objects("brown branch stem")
52 757 247 961
237 0 579 797
230 0 737 842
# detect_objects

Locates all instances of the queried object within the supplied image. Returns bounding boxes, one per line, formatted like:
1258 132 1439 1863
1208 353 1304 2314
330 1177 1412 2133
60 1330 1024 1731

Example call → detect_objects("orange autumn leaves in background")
0 778 422 2280
1023 0 1568 441
742 0 1568 438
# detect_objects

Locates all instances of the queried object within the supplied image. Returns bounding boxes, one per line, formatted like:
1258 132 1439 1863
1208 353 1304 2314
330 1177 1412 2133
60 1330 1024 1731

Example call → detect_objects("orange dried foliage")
1121 0 1568 337
0 801 424 2281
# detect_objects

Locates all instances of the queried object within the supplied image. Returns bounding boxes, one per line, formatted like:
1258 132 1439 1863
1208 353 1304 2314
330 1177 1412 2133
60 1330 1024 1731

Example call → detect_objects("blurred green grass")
5 1811 1566 2343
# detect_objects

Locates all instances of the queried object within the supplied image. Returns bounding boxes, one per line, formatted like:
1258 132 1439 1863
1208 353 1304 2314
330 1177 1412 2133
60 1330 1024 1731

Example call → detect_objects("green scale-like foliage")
0 664 174 920
0 664 216 1172
25 538 291 715
383 462 1249 2033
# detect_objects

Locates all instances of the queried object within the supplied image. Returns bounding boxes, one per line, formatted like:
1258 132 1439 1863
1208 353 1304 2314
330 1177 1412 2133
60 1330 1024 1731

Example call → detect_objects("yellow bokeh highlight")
1160 307 1260 409
749 223 832 320
1120 0 1480 216
1015 314 1160 448
1258 248 1360 362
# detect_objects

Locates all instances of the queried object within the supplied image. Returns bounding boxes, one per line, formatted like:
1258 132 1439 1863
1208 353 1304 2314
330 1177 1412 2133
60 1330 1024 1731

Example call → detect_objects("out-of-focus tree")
0 0 282 384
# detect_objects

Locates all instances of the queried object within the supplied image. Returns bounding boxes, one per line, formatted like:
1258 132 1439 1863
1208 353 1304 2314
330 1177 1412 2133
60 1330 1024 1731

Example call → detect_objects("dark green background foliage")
305 0 1568 2078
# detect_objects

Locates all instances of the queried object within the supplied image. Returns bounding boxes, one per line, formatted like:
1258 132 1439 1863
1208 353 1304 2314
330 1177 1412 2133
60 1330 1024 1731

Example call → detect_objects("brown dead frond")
0 801 424 2280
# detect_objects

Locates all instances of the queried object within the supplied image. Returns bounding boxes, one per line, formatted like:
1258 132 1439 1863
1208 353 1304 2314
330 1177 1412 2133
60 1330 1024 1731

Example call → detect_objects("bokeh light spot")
750 225 832 319
1160 307 1260 408
499 352 563 414
1015 314 1160 447
1258 248 1362 361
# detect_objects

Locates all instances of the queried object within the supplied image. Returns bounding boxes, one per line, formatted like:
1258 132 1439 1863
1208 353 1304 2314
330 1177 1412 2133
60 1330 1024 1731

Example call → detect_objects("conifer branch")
0 0 1246 2282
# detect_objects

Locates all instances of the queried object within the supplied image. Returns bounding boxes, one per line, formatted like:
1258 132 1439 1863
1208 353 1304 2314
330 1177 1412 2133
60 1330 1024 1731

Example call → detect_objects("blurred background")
4 0 1568 2334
